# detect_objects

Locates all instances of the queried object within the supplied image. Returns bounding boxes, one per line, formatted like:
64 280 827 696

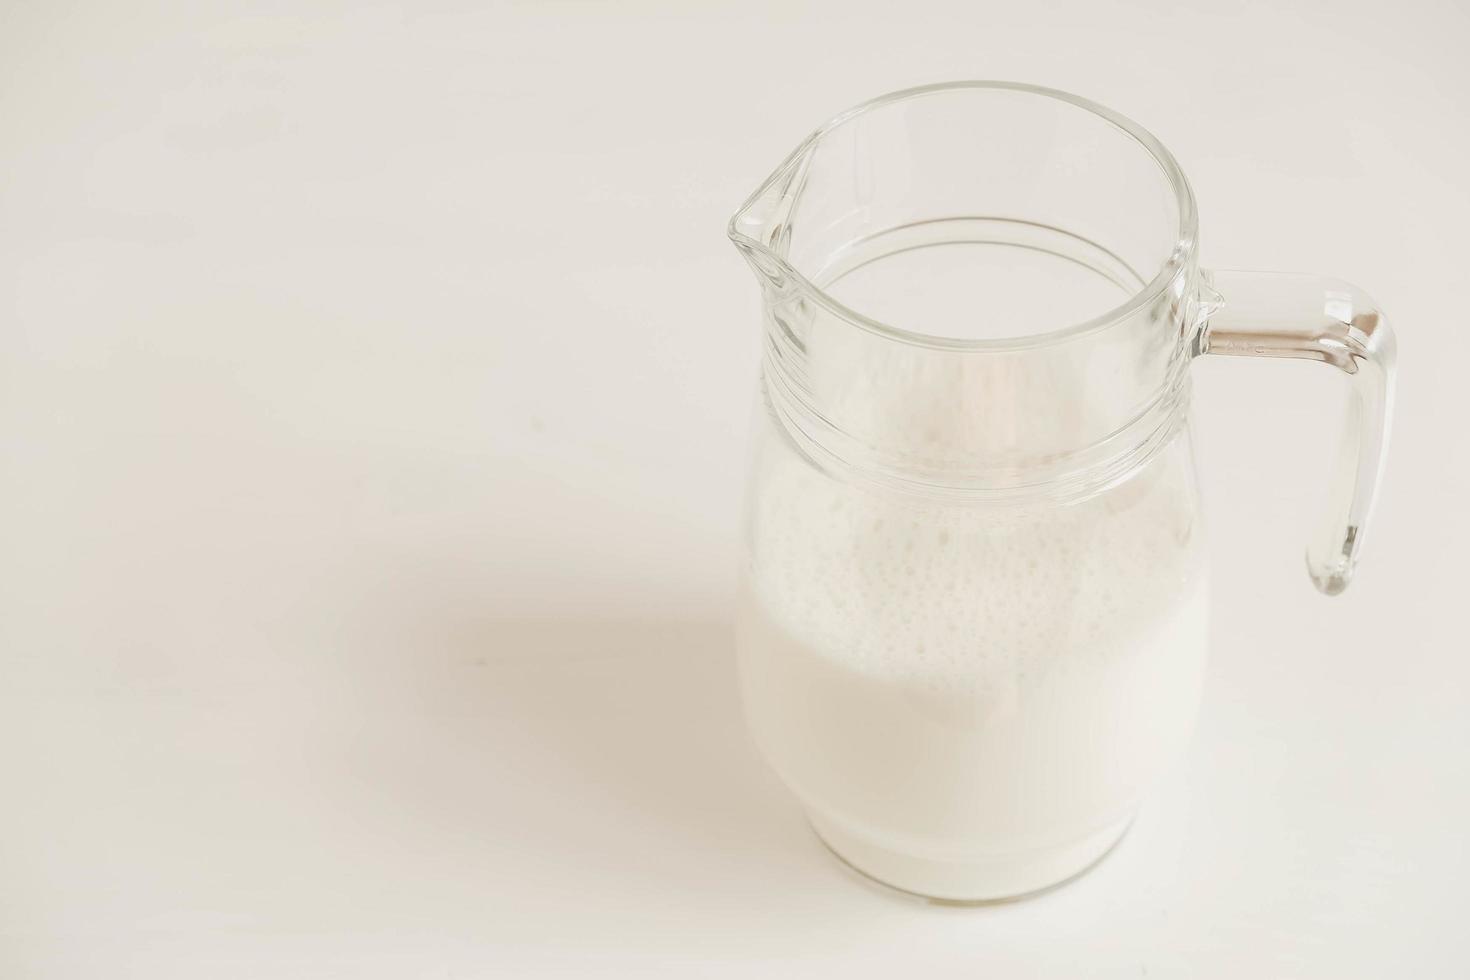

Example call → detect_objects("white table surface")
1 1 1466 976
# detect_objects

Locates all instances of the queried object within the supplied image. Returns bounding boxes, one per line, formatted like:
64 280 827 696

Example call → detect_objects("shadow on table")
350 618 832 909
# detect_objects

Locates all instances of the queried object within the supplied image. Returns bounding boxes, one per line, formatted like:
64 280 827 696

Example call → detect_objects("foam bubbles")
746 427 1205 696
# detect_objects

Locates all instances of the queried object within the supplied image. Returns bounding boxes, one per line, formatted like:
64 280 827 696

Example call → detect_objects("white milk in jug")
736 419 1209 901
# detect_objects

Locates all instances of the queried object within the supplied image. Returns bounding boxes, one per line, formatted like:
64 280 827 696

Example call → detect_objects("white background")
1 1 1466 976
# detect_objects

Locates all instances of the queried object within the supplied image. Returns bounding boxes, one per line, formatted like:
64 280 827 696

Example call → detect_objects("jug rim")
727 80 1199 353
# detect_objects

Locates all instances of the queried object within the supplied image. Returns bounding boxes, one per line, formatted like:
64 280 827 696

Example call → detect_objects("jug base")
807 812 1133 905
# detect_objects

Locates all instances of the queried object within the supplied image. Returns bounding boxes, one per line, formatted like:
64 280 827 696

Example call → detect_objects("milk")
736 422 1209 900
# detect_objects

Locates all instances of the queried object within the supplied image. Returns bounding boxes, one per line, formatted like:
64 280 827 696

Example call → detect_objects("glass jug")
727 82 1395 903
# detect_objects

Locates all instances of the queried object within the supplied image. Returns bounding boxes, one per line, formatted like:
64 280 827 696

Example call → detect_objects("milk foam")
750 424 1202 680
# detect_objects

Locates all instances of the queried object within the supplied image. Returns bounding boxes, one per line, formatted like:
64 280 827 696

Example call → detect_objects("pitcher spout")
727 137 815 292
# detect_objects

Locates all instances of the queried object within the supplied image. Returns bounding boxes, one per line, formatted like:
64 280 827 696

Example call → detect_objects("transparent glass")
728 82 1396 902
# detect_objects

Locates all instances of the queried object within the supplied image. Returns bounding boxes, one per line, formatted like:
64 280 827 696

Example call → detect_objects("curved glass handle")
1197 270 1397 596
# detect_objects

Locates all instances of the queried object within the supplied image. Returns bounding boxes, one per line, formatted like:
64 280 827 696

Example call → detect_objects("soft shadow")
337 618 834 913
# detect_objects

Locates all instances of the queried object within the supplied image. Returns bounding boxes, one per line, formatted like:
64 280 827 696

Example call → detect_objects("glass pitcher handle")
1196 270 1397 596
